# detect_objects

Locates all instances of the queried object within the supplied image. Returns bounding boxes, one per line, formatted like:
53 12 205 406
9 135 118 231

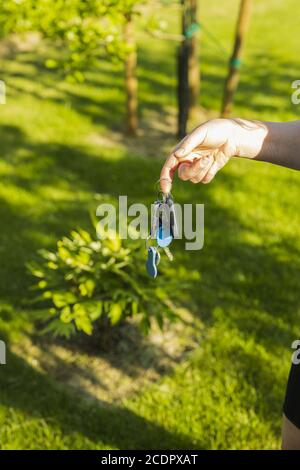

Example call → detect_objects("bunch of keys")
146 181 178 278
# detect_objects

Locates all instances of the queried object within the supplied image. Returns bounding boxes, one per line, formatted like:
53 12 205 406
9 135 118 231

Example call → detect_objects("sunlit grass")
0 0 299 450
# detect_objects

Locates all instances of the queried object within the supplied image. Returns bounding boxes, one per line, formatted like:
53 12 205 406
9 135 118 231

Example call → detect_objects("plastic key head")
157 204 173 248
166 194 179 239
150 201 161 238
146 246 160 278
157 222 173 247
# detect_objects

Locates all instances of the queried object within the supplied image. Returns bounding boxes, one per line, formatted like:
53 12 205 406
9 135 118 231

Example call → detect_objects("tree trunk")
124 13 138 135
221 0 252 117
177 40 189 139
177 0 200 138
188 0 199 117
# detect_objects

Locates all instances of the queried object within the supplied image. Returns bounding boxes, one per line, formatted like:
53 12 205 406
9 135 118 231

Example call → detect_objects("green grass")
0 0 300 449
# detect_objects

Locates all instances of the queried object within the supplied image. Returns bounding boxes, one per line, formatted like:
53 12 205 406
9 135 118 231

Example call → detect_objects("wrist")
230 118 269 159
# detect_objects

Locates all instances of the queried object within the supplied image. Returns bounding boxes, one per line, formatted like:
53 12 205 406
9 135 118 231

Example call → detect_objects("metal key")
163 246 173 261
165 194 179 239
146 246 161 278
151 201 161 239
157 202 173 247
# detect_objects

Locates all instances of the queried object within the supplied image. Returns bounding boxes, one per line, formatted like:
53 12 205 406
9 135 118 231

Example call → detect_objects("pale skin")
160 118 300 449
160 118 300 193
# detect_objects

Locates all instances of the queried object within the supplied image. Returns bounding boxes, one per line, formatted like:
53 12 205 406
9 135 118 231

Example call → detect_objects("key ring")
146 234 157 250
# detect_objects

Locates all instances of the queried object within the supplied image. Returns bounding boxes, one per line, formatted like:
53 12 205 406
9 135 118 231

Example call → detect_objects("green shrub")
28 224 180 338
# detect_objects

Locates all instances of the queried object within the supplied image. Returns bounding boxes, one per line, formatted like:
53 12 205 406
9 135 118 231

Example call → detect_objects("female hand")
160 118 269 193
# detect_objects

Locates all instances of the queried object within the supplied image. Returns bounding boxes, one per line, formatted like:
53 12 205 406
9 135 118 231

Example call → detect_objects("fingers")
178 150 230 184
174 123 209 159
174 118 234 160
160 119 232 191
159 152 196 192
201 160 220 184
201 151 229 184
178 155 214 183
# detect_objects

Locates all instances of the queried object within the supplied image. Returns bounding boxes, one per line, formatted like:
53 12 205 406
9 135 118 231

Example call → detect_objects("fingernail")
200 156 210 167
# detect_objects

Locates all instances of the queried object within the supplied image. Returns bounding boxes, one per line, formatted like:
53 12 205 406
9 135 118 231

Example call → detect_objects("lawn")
0 0 299 449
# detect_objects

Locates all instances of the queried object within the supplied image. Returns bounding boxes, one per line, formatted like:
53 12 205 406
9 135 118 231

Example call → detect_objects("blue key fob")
146 247 160 278
157 217 173 248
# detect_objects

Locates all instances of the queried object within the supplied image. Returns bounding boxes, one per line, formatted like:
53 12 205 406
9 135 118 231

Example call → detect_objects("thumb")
174 123 209 159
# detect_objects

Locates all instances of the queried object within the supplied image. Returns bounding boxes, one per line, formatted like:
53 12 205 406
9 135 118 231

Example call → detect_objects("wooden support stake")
124 13 138 135
188 0 200 118
177 0 200 137
177 38 189 138
221 0 252 117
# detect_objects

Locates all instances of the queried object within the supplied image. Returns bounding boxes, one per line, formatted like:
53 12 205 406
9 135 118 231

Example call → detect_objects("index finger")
159 153 179 193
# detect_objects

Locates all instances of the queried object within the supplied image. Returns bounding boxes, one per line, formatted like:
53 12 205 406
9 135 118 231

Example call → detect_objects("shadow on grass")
0 41 300 444
0 124 194 388
3 46 176 136
0 122 299 342
0 121 299 431
0 347 200 449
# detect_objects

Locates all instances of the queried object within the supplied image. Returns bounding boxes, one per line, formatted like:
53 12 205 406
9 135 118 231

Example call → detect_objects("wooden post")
177 38 189 138
124 12 138 135
188 0 199 118
177 0 200 138
221 0 252 117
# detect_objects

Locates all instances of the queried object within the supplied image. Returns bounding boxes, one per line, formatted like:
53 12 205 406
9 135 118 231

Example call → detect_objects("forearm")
234 119 300 171
256 121 300 170
160 118 300 192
